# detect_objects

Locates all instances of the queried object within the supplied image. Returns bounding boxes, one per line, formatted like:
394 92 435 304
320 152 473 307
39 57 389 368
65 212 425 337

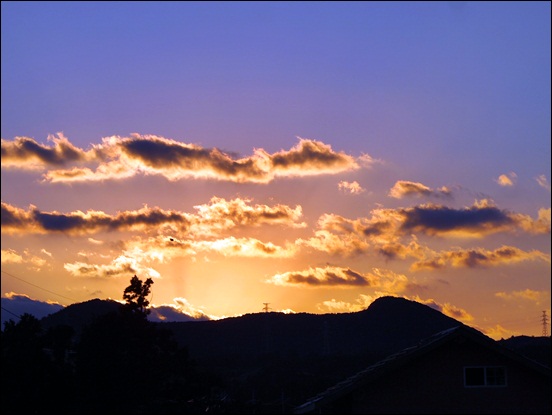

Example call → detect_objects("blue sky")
1 1 550 338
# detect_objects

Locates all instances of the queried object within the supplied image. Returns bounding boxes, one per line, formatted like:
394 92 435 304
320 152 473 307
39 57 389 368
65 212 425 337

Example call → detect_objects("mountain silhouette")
40 298 121 338
35 295 550 413
160 296 462 361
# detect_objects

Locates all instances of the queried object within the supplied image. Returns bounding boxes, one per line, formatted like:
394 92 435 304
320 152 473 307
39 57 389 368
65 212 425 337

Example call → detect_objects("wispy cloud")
495 289 546 303
1 135 363 183
536 174 551 191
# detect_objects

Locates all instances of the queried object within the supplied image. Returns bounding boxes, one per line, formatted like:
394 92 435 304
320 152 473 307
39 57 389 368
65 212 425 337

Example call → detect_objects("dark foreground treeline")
1 307 228 414
2 295 550 414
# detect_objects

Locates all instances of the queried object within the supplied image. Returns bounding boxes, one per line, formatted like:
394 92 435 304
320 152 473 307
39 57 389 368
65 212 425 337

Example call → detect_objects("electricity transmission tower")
263 302 271 313
542 310 549 337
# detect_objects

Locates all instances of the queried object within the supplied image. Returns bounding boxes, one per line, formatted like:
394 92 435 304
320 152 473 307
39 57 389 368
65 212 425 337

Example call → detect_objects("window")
464 366 506 387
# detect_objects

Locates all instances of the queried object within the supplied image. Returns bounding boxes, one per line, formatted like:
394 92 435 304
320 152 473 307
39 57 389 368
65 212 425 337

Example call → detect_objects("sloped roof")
293 324 551 414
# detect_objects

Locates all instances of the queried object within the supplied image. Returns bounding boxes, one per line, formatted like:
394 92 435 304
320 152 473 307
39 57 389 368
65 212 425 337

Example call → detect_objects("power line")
1 269 78 303
1 306 21 320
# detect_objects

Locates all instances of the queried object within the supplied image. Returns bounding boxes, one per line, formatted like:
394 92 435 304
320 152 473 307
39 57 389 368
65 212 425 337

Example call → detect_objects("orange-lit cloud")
411 245 550 271
397 200 550 237
1 197 305 236
266 266 415 293
193 237 298 258
0 133 95 169
494 289 546 303
64 254 161 279
483 324 519 340
1 134 362 183
266 266 375 287
317 294 376 312
320 200 550 240
388 180 452 199
409 295 474 323
316 294 473 325
298 202 549 260
338 180 365 194
1 249 24 264
298 230 370 256
496 172 517 187
1 248 48 270
148 297 213 321
192 196 306 234
63 234 298 279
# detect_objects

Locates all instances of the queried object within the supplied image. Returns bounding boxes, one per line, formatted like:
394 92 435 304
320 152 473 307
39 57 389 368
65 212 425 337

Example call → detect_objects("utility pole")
542 310 549 337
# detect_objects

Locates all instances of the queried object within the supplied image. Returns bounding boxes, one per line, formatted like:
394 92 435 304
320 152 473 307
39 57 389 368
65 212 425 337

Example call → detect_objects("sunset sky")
1 1 550 339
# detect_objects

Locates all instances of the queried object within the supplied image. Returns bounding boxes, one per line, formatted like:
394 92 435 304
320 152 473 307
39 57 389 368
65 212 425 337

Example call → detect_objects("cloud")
411 245 550 271
299 201 549 260
376 236 428 261
388 181 452 199
495 172 517 187
410 295 474 323
0 133 94 169
64 254 161 279
316 294 473 325
64 234 298 280
266 265 374 287
1 249 23 264
317 294 376 312
483 324 519 340
1 202 192 235
536 174 551 191
1 135 362 184
0 292 214 327
266 266 414 293
298 230 370 256
1 248 49 271
192 196 306 233
398 200 550 237
193 236 298 258
1 197 305 236
495 289 546 303
148 297 213 322
338 180 365 195
1 293 64 327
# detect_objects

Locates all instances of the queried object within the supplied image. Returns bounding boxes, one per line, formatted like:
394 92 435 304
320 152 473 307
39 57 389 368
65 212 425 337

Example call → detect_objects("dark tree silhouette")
123 274 154 316
74 275 211 413
1 313 77 414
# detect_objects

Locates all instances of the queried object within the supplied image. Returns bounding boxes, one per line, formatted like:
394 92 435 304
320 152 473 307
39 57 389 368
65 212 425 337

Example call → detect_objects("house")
293 325 551 414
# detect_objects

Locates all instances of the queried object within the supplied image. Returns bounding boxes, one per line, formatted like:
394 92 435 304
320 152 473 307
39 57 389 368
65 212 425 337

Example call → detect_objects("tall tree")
123 275 153 316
